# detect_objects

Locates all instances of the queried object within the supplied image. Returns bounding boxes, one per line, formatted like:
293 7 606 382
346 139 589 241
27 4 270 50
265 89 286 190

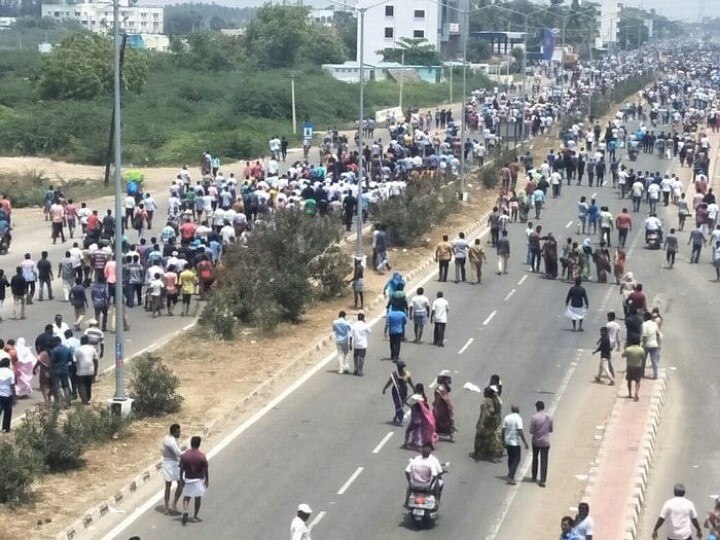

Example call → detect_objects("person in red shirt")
179 436 209 525
615 208 633 248
626 283 647 314
86 210 100 234
178 219 197 247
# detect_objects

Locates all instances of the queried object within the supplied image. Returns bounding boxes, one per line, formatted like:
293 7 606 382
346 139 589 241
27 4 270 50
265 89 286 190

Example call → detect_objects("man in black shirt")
9 266 27 320
37 250 54 301
565 277 589 331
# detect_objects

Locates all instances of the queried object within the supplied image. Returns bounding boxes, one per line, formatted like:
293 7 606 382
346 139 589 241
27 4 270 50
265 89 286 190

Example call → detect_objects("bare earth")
0 134 561 539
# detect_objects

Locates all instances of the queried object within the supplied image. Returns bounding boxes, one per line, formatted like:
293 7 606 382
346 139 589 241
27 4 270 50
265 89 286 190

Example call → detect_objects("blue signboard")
302 122 314 144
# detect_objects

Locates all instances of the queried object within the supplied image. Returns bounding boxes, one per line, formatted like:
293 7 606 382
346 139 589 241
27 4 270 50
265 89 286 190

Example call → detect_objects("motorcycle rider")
404 443 443 507
644 213 663 245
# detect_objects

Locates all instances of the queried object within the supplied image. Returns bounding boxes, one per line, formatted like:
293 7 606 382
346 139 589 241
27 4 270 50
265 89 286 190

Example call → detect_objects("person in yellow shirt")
178 264 196 317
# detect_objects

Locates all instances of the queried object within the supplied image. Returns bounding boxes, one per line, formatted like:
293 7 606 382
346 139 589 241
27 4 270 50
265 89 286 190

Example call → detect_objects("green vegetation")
371 175 460 246
0 170 112 208
128 354 184 418
202 210 350 338
378 37 442 66
0 4 492 166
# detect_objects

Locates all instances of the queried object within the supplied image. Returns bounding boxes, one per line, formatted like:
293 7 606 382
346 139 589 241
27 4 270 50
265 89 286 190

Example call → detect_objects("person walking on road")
496 230 511 275
332 311 352 374
574 502 594 538
290 503 313 540
593 326 615 385
431 291 449 347
622 341 644 402
382 361 413 426
664 228 679 269
468 238 486 284
435 235 452 282
409 288 430 344
10 266 27 320
502 405 528 485
180 436 209 526
642 312 662 380
73 336 98 405
69 278 88 331
651 483 703 540
386 307 406 362
20 253 37 305
688 225 707 264
452 232 469 283
0 356 15 432
529 400 552 487
565 277 589 331
162 423 184 515
350 312 371 376
37 251 54 302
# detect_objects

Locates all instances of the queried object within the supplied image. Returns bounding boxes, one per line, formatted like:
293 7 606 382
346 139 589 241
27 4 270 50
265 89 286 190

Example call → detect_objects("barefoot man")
162 423 184 514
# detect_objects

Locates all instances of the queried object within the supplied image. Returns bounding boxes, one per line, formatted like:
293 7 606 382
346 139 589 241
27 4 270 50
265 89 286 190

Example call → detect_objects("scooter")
405 462 449 528
646 230 662 250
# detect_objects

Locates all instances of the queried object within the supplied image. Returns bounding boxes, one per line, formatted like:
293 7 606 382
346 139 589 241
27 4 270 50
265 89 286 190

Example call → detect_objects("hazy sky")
143 0 702 23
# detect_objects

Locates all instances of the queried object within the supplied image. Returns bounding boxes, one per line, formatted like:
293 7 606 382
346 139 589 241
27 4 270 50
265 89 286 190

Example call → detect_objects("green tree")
245 4 312 68
377 37 442 66
171 32 246 71
33 32 148 100
334 10 357 59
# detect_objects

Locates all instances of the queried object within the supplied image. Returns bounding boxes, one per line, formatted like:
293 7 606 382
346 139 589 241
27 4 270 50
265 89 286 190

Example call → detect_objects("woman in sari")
470 387 505 462
568 242 582 282
613 248 626 284
33 348 52 403
401 384 437 449
619 271 637 317
382 361 414 426
542 233 559 279
432 371 455 441
581 239 593 281
594 242 611 283
14 338 35 398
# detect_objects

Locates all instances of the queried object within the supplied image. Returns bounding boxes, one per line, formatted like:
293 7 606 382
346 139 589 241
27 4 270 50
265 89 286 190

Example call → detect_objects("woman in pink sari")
13 338 35 398
401 383 437 449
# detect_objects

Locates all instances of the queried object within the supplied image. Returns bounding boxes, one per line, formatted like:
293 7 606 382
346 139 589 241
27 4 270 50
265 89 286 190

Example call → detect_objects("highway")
102 120 707 539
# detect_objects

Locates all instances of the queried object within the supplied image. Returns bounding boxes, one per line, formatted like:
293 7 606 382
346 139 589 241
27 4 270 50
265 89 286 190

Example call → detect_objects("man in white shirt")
409 287 431 344
631 179 645 212
452 232 469 283
52 314 70 343
350 313 371 376
0 355 15 432
290 503 312 540
404 443 443 504
501 405 529 485
651 484 702 540
73 335 98 404
162 423 184 514
430 291 449 347
644 213 663 244
647 182 661 214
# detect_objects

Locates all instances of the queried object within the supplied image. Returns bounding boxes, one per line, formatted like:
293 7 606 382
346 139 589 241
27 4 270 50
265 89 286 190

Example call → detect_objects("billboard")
541 28 558 62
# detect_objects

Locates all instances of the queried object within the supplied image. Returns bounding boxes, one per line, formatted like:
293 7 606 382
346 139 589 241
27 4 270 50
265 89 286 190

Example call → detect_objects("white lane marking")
337 467 364 495
102 215 494 539
484 349 581 539
566 220 573 228
504 289 516 301
518 274 528 285
591 192 597 199
482 311 497 326
309 511 326 530
372 432 394 454
458 338 474 355
602 180 608 187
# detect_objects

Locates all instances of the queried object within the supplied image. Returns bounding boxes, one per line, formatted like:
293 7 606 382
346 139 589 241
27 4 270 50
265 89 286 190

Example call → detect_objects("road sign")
302 122 314 144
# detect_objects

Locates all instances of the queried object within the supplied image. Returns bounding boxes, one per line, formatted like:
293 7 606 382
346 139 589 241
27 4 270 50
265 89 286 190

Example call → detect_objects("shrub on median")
0 442 39 505
128 354 184 418
370 174 460 246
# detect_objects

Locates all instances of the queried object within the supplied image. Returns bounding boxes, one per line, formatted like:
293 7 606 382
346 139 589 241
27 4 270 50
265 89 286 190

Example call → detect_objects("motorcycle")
646 229 662 250
628 146 639 161
405 462 449 528
0 230 11 255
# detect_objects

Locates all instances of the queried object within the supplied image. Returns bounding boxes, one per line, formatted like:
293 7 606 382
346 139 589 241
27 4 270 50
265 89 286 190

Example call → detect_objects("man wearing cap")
652 483 702 540
291 503 312 540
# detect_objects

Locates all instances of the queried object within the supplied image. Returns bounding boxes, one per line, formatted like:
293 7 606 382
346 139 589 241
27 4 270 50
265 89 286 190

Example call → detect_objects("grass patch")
0 170 111 208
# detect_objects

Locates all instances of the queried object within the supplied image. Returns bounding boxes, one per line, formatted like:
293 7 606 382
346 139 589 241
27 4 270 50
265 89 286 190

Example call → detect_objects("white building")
0 16 17 29
356 0 467 64
308 8 336 27
595 0 619 50
41 0 163 35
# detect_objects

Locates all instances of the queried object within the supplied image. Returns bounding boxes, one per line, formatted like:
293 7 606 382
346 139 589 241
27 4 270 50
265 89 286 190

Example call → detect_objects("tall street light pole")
458 6 469 200
112 0 127 406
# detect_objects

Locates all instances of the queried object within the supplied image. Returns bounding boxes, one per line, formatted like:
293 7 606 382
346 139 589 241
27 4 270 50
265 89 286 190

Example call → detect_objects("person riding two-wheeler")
404 443 443 507
644 213 663 244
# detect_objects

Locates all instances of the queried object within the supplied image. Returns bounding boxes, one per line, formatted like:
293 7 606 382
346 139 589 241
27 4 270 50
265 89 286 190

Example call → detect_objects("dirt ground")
0 131 563 540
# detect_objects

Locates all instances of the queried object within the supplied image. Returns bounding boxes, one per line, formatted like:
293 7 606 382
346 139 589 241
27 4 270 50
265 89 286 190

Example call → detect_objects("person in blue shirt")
332 311 353 374
587 199 599 235
386 308 406 362
559 516 583 539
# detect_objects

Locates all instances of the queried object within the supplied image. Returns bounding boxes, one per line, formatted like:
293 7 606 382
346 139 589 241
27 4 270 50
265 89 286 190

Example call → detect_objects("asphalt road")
105 120 695 539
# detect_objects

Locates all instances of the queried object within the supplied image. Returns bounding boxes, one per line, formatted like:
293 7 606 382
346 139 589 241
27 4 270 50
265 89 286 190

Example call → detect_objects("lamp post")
111 0 129 413
327 0 396 259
